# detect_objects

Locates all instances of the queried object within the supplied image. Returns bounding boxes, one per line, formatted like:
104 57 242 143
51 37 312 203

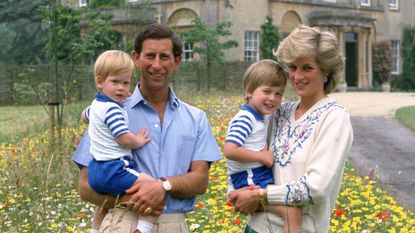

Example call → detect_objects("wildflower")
335 209 346 217
233 218 241 224
195 202 204 208
377 211 390 222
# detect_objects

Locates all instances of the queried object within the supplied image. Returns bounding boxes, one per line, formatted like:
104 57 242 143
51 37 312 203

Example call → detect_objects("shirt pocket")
176 134 197 173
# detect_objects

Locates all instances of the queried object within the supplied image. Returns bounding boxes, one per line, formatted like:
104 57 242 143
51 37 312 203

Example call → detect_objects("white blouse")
248 97 353 233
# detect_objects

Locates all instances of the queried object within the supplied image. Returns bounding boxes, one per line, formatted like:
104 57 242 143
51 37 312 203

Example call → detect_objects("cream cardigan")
248 97 353 233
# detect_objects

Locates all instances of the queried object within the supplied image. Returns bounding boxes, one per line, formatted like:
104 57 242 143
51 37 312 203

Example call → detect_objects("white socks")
137 220 153 233
91 229 99 233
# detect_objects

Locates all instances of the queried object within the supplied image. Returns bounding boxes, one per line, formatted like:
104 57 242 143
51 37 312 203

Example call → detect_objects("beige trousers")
99 207 189 233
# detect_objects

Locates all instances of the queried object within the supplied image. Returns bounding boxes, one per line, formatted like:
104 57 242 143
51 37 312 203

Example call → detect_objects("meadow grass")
0 94 414 232
395 105 415 131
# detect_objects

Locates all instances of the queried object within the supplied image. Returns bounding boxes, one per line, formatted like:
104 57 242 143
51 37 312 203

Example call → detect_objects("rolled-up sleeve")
72 130 93 169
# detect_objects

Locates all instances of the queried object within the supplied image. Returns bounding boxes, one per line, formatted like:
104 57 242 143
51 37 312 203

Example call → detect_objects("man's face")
133 38 181 92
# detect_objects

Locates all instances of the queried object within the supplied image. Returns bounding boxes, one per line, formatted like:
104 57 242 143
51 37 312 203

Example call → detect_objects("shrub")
372 41 392 85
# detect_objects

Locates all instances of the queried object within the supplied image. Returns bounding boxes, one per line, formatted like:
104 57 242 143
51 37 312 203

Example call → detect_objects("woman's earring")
323 76 328 83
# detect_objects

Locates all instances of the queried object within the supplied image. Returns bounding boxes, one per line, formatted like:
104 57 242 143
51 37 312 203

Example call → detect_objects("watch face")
163 180 172 191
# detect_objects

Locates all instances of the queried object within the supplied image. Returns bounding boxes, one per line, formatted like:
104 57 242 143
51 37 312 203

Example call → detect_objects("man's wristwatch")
160 177 172 192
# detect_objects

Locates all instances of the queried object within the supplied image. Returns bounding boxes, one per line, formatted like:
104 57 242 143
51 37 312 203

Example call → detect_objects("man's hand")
125 179 166 216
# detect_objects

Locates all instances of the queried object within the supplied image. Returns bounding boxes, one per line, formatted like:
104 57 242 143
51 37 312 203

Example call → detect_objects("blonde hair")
274 25 344 94
243 59 287 99
94 50 135 81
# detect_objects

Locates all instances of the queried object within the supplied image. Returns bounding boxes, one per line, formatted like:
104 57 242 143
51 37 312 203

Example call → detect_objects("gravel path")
330 92 415 212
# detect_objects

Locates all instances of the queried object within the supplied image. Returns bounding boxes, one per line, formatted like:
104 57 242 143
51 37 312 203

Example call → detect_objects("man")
73 24 222 233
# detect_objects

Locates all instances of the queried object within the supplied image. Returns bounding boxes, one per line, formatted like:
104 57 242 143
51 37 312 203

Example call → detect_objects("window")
361 0 370 6
181 33 193 62
391 40 400 74
244 31 259 61
388 0 399 10
79 0 88 7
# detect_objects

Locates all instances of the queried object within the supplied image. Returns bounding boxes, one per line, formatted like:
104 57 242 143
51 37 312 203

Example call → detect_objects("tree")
260 16 281 60
184 18 238 92
396 26 415 90
0 0 48 64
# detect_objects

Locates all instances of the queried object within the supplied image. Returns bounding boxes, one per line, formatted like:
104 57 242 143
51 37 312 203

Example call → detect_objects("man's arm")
126 160 210 213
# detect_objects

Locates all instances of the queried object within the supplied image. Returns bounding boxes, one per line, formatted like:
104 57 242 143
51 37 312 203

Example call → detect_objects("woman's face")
287 56 326 101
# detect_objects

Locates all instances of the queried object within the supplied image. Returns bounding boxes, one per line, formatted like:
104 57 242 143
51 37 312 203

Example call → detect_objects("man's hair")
94 50 135 81
275 25 344 94
243 59 288 97
134 24 183 58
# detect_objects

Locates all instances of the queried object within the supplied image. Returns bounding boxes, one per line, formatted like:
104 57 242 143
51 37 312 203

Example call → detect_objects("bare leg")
92 206 107 232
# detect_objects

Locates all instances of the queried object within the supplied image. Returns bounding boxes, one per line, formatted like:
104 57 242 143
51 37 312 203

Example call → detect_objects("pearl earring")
323 76 328 83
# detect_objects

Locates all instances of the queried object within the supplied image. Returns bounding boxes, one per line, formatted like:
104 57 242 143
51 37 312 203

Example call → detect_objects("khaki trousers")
99 207 189 233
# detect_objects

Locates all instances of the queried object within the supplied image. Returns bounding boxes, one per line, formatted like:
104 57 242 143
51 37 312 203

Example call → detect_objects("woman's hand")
228 185 261 214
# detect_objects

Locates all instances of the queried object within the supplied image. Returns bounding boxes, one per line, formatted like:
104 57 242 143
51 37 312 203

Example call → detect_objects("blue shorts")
230 165 274 189
88 156 139 197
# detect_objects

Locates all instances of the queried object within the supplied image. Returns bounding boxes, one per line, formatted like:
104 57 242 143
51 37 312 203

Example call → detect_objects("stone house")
64 0 415 90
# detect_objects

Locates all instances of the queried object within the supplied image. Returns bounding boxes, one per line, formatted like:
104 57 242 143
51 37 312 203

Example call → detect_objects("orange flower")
233 218 241 224
77 213 86 218
226 201 233 207
377 211 390 222
195 202 204 208
335 209 346 216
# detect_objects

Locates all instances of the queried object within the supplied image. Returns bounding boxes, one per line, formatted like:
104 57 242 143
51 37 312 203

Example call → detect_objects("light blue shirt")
73 85 222 213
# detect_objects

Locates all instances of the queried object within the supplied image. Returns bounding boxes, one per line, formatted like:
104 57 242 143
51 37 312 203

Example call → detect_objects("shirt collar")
128 83 180 109
95 92 123 108
242 104 264 121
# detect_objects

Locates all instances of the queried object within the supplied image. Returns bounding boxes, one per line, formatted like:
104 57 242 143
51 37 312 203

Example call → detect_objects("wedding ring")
144 207 152 214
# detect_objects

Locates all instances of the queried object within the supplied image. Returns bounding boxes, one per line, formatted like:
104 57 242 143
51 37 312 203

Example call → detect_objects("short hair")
94 50 135 81
243 59 288 97
275 25 344 94
133 23 183 58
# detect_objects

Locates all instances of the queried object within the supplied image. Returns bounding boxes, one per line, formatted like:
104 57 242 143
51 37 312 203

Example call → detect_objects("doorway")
345 32 358 87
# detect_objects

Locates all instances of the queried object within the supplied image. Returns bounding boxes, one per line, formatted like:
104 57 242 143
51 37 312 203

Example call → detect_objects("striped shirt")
225 104 268 176
88 92 131 161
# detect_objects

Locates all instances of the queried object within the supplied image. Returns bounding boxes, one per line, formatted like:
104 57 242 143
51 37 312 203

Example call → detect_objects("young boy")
223 59 302 233
82 50 154 233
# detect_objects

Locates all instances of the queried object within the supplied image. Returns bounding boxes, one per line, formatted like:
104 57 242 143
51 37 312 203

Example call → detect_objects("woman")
228 25 353 233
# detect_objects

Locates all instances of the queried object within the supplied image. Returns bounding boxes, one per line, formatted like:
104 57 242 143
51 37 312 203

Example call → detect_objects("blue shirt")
73 85 222 213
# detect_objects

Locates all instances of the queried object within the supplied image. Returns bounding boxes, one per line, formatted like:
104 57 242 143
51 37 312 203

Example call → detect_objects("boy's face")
246 84 285 116
96 71 132 104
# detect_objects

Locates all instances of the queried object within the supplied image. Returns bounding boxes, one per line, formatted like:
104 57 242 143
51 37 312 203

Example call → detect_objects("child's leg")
92 206 107 233
265 205 302 233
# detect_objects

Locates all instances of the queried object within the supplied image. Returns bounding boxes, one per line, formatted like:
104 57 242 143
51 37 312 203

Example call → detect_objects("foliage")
0 0 48 64
372 40 392 85
394 26 415 91
87 0 123 8
1 96 415 232
184 18 239 91
260 16 281 60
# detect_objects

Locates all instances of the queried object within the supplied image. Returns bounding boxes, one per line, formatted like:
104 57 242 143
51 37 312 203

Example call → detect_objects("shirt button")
154 124 159 128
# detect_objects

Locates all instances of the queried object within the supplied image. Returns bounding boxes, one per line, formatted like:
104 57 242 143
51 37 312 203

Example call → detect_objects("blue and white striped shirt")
88 92 131 161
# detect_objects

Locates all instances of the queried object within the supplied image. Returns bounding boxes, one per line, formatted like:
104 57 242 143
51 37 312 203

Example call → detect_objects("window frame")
391 40 400 75
361 0 371 7
388 0 399 10
244 31 260 62
181 33 193 62
79 0 88 7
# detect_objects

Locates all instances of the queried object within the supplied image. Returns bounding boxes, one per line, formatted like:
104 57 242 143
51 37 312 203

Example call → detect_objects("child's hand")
135 128 151 147
259 147 275 168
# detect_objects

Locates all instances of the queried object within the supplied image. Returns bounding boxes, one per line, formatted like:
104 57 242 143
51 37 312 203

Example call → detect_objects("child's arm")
223 142 274 168
81 106 90 124
116 128 151 149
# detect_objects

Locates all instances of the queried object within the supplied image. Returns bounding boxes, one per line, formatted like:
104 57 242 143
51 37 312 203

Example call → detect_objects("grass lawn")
0 95 414 232
395 105 415 131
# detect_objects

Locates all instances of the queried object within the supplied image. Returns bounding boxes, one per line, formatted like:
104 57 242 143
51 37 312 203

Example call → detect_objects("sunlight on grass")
395 105 415 131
